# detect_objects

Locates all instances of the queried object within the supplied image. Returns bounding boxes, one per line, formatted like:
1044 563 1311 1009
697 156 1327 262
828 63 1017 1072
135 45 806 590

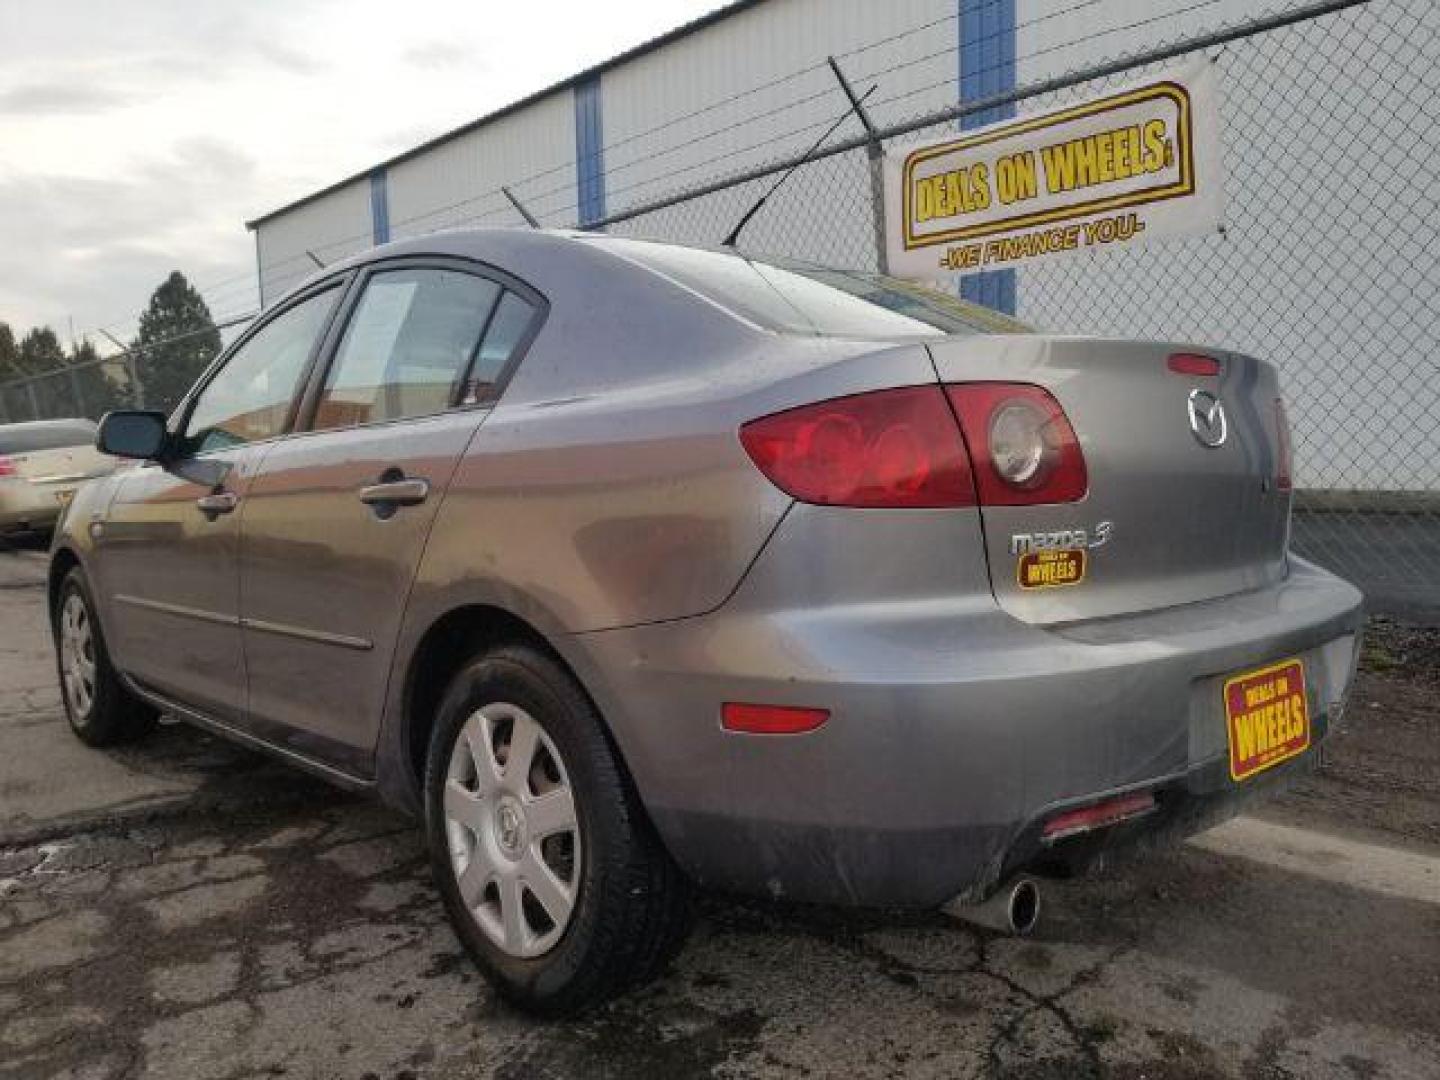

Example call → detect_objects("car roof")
0 418 96 432
278 228 722 303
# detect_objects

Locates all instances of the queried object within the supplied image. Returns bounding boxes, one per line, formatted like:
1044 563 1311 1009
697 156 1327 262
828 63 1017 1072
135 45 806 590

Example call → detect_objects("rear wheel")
55 568 157 747
424 644 690 1016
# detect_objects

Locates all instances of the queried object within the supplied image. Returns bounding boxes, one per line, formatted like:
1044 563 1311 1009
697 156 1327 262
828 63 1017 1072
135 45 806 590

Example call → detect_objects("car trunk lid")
928 335 1291 625
6 444 111 486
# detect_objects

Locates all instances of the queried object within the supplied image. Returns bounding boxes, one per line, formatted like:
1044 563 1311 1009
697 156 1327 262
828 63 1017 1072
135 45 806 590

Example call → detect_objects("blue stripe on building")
959 0 1016 315
369 168 390 245
574 75 606 227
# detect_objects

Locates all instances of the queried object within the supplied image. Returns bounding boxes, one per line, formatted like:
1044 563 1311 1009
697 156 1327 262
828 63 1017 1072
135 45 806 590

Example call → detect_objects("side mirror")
97 410 169 460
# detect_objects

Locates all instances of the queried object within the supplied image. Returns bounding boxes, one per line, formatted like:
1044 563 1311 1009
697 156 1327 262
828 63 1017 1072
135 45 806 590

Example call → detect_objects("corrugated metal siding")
254 179 371 306
386 91 575 239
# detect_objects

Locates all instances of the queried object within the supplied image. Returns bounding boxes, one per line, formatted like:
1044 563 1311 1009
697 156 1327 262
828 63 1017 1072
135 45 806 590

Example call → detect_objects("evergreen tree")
18 327 66 375
16 328 70 416
0 322 19 379
70 338 128 418
132 272 221 414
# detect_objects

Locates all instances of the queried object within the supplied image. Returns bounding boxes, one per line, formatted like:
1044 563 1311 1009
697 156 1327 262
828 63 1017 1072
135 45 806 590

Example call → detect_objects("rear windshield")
0 420 97 454
592 237 1029 338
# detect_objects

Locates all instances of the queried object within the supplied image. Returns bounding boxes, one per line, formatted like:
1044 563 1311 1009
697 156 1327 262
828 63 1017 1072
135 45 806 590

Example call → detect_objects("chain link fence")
590 0 1438 618
2 0 1434 617
0 315 255 428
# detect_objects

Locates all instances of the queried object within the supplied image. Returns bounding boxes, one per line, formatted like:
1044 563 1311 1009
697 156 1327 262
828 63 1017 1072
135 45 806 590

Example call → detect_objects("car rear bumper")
568 555 1363 907
0 482 72 531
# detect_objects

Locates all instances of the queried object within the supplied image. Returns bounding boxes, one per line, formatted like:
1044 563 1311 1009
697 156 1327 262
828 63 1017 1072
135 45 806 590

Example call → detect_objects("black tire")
424 643 690 1016
54 567 158 747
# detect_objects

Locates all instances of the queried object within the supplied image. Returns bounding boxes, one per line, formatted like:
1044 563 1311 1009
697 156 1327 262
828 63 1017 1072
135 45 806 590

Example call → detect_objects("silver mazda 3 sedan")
49 229 1362 1015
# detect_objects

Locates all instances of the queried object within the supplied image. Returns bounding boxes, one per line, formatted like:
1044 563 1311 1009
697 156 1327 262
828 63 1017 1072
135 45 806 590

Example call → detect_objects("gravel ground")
1 537 1437 1080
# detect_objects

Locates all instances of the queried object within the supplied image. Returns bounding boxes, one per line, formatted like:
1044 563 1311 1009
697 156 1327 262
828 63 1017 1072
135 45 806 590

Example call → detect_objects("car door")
95 282 345 722
236 260 544 772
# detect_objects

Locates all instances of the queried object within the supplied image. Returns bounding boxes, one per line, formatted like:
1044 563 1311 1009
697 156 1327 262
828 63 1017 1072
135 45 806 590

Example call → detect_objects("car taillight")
738 386 976 508
0 455 15 478
1274 397 1293 492
944 384 1087 505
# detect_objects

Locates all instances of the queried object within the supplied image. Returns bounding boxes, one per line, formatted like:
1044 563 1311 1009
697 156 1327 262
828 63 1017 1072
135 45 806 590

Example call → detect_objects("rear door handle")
195 491 239 518
358 477 430 508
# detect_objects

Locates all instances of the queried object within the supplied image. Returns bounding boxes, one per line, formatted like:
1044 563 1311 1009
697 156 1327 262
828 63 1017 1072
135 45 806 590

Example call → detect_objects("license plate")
1224 658 1309 782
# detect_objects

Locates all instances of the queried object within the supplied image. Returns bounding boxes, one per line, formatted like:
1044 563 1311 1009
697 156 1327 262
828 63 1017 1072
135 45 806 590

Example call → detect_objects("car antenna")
721 82 878 250
305 249 326 269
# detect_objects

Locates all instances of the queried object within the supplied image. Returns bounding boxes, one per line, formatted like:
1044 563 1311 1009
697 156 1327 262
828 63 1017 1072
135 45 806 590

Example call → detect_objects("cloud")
404 40 476 70
0 139 262 338
0 83 129 116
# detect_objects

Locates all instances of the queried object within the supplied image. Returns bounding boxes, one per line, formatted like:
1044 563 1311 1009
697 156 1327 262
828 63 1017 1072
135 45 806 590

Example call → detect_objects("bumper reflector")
721 703 829 735
1041 791 1156 844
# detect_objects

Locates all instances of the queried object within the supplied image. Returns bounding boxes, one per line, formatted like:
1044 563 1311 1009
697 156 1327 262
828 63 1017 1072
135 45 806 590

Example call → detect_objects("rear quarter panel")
403 238 947 634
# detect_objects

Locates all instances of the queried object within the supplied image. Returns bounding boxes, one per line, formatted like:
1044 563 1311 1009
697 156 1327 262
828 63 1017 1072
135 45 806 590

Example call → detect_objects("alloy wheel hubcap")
59 593 96 719
443 702 581 959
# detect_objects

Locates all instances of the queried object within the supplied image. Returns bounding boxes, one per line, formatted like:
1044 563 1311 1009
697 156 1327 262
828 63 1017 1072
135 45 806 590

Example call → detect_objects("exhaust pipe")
943 876 1041 936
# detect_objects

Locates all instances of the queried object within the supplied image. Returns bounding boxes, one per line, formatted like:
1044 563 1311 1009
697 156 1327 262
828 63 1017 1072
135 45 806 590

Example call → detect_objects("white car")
0 419 115 535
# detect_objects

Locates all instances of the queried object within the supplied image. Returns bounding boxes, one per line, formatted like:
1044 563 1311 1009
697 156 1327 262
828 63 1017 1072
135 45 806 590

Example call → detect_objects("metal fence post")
68 366 86 418
119 355 143 409
828 56 888 275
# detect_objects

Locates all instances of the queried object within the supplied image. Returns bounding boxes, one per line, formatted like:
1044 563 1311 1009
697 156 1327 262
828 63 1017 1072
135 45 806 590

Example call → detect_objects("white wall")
602 0 957 266
254 179 371 306
387 91 576 237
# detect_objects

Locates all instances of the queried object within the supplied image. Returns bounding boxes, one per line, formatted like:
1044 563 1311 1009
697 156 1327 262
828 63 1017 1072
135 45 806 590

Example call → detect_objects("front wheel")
424 644 690 1016
55 568 157 747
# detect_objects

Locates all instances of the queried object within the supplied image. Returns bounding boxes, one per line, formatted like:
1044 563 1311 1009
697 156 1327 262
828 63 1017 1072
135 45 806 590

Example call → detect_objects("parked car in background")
47 229 1362 1016
0 419 114 535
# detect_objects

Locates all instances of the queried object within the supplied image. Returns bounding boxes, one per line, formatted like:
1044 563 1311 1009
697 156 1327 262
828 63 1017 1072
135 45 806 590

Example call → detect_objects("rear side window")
460 291 536 406
0 420 97 454
314 267 522 429
594 238 1027 337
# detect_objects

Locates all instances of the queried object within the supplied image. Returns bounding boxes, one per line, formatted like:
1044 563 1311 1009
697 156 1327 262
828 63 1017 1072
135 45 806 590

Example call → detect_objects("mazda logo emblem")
1187 389 1228 448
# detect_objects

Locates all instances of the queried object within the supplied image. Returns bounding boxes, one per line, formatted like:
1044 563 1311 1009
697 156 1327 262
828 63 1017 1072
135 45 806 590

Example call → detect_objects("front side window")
314 267 512 429
183 287 339 454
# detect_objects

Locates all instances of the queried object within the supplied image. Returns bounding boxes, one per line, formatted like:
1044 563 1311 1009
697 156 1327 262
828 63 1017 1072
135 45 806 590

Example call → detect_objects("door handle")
358 477 430 508
195 491 239 518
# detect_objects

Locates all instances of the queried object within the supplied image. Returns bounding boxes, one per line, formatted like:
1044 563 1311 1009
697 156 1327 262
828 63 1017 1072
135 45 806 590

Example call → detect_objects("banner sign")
884 61 1223 280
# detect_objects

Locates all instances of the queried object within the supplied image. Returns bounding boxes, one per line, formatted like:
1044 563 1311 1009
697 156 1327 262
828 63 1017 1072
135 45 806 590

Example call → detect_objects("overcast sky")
0 0 722 346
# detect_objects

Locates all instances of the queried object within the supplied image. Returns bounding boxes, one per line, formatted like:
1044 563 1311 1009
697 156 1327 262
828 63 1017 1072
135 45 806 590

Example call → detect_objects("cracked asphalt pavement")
2 536 1439 1079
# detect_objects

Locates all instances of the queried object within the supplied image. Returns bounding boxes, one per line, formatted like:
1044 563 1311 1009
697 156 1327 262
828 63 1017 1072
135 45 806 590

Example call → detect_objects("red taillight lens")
1274 397 1293 492
1167 352 1221 377
721 703 830 735
739 386 976 508
0 455 15 478
944 384 1087 505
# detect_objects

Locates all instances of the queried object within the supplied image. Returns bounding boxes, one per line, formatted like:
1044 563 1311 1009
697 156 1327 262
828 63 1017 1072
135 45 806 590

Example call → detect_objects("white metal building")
247 0 1438 492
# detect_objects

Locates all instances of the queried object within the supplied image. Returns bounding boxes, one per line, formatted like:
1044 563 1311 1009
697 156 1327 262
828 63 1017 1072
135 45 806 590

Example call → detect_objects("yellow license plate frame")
1224 658 1310 782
